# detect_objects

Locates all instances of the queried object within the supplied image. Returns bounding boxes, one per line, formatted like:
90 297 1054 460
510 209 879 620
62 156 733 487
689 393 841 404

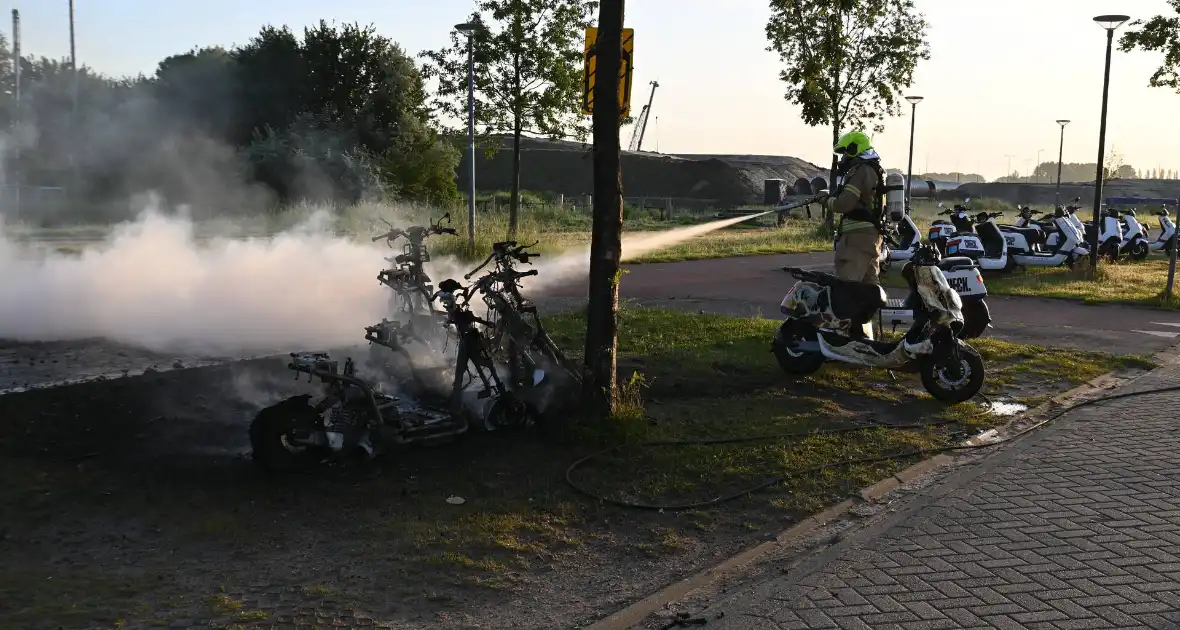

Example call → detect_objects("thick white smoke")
0 199 762 359
0 205 426 355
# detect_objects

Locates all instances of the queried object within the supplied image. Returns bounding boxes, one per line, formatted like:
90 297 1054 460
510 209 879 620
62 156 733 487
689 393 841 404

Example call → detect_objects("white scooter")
956 209 1089 270
1097 207 1148 262
944 211 1012 272
1150 207 1177 253
773 243 986 404
1120 209 1151 260
1064 201 1091 244
1002 207 1061 253
928 202 973 256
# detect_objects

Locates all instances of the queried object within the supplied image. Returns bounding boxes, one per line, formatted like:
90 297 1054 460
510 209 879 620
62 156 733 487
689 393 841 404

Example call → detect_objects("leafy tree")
1120 1 1180 92
765 0 930 222
235 21 460 205
420 0 597 237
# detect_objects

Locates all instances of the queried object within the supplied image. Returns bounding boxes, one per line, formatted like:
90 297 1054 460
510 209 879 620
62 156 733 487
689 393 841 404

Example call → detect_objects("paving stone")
707 369 1180 629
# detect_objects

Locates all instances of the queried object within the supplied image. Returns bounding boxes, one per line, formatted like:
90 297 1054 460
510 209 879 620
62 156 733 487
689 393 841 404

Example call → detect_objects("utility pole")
11 9 19 219
70 0 79 206
1004 154 1014 181
584 0 625 412
1055 120 1070 206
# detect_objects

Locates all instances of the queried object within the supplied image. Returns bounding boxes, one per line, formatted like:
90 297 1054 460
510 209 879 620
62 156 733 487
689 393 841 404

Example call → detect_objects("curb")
584 338 1180 630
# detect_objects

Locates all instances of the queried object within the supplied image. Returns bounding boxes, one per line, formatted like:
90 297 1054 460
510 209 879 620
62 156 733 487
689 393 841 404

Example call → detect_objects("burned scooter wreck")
248 230 581 473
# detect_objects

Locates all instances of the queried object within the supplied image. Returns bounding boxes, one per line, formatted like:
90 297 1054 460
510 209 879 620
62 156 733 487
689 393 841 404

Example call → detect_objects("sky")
13 0 1179 181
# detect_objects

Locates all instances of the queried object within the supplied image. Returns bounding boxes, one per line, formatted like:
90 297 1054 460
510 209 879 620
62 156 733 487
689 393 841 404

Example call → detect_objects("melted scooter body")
772 246 986 404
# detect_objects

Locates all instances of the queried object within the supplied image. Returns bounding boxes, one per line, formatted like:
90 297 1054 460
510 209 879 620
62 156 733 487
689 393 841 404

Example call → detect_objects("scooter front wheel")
920 341 985 404
249 396 327 473
772 320 825 375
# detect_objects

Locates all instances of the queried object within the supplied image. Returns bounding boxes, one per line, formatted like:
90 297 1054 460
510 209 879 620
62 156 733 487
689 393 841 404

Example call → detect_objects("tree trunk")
583 0 625 414
825 122 839 232
510 118 522 240
509 33 523 239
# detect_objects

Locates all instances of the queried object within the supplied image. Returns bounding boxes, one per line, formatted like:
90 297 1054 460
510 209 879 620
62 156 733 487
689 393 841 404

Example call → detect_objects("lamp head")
905 96 924 105
455 22 479 34
1093 15 1130 31
1056 119 1070 126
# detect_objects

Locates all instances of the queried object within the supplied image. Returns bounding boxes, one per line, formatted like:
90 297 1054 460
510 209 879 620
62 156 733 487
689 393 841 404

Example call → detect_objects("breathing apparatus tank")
886 171 907 222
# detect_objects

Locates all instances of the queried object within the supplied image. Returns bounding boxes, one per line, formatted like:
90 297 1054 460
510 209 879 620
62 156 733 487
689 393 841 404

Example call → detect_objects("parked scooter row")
890 198 1090 272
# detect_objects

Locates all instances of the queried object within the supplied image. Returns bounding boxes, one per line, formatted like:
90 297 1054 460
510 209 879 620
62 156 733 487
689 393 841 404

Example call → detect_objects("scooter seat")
938 256 977 272
1005 226 1046 244
799 271 888 325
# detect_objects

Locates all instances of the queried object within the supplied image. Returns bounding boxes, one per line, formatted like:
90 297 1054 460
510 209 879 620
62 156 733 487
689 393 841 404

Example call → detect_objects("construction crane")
627 80 659 152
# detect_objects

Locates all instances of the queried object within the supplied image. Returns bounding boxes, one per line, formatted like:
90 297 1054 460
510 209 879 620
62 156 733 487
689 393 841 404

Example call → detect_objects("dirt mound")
461 136 826 206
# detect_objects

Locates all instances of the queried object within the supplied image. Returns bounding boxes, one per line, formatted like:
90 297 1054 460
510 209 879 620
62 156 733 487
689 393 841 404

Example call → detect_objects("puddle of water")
987 400 1029 416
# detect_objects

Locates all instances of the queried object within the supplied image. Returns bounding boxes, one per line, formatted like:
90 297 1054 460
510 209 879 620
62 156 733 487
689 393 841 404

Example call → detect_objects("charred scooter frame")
372 213 458 319
249 341 461 473
441 241 582 429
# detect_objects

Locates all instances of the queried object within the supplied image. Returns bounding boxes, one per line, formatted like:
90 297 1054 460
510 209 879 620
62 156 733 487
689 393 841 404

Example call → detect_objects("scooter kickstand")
886 369 898 381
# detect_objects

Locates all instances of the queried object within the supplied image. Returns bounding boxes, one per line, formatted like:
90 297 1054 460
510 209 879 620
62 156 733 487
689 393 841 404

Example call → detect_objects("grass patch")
881 259 1180 309
542 306 1153 509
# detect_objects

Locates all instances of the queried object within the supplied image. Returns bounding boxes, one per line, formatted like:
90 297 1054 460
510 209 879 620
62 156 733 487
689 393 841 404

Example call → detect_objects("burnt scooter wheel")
249 396 326 473
920 340 985 404
773 320 825 375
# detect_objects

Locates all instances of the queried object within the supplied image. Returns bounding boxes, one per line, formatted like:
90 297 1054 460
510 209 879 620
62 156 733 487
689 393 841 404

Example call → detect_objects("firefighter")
827 131 887 285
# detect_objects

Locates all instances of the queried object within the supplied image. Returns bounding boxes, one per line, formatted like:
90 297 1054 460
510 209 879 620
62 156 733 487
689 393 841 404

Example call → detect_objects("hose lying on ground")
564 385 1180 511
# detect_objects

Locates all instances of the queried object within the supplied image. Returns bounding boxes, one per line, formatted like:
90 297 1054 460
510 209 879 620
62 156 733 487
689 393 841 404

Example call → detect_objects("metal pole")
1090 28 1115 274
11 9 19 219
1055 122 1067 205
1167 227 1177 301
70 0 78 207
905 101 918 206
465 35 476 252
1036 149 1044 182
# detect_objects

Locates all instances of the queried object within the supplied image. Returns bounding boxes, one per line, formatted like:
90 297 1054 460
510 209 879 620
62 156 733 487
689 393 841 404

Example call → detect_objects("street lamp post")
455 22 479 252
1090 14 1130 274
1055 120 1070 206
904 96 923 209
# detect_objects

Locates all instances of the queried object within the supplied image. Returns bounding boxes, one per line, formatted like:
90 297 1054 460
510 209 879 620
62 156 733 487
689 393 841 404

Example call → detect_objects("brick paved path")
704 365 1180 630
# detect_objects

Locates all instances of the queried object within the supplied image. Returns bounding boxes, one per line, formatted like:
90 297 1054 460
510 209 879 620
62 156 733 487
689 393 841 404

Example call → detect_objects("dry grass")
981 259 1180 309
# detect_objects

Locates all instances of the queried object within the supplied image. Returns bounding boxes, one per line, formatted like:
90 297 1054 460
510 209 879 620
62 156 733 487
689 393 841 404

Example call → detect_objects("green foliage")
0 20 459 217
420 0 597 234
1120 1 1180 92
764 0 931 142
420 0 596 145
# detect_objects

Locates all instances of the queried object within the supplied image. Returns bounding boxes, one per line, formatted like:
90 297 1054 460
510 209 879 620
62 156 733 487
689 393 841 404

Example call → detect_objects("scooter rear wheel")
773 321 825 375
1130 241 1149 261
920 341 985 404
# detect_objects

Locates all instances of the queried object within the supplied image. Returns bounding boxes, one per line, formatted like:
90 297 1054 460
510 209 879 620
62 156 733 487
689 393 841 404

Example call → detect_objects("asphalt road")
541 252 1180 356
